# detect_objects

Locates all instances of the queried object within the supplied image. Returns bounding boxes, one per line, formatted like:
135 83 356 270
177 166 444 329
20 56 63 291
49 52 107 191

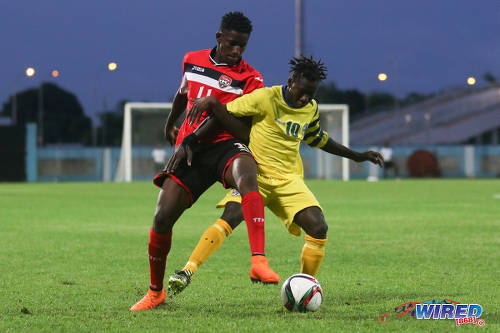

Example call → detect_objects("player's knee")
305 223 328 239
295 207 328 239
235 172 258 195
306 214 328 239
221 202 244 229
306 222 328 239
152 205 175 233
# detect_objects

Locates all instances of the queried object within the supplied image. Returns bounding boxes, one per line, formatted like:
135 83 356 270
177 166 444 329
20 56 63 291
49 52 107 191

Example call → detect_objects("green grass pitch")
0 179 499 332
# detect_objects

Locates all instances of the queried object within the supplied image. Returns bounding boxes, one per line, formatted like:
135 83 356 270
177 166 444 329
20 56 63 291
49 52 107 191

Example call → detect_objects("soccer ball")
280 273 323 312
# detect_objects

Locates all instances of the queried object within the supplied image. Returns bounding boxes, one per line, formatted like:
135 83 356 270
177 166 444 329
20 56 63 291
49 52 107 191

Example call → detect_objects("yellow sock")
300 234 327 277
183 219 232 275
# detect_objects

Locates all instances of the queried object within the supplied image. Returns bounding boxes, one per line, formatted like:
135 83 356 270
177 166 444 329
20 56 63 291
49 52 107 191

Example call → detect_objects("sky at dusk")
1 0 499 121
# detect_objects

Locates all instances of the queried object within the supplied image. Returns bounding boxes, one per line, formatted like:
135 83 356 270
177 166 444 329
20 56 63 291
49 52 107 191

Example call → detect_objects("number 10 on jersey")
286 121 301 138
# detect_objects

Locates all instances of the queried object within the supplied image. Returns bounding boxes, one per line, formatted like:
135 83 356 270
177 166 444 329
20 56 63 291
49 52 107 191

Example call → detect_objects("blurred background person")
152 145 166 172
380 142 398 179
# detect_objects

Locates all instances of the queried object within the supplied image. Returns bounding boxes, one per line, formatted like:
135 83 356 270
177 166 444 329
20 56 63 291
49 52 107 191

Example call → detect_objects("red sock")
241 191 265 256
148 228 172 291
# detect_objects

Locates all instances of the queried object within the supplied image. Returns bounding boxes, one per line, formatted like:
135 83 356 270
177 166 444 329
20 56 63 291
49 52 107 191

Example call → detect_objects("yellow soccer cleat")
130 288 166 311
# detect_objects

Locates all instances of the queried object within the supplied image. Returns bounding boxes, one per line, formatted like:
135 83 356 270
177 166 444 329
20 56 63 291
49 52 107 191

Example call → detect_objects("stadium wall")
25 144 500 182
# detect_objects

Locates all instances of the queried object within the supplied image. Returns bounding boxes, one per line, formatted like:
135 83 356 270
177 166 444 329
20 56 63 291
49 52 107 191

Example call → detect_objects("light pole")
38 80 44 145
295 0 304 58
11 67 59 143
424 112 431 144
93 61 118 145
365 72 389 110
378 73 388 82
37 68 60 145
11 67 36 126
376 69 399 110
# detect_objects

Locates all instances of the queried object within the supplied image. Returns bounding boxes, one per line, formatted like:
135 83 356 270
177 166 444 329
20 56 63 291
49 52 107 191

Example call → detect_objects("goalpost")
317 104 350 181
115 102 349 182
115 102 172 182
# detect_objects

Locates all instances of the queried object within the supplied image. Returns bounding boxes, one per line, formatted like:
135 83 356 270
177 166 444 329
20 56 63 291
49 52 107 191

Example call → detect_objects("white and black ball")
280 273 323 312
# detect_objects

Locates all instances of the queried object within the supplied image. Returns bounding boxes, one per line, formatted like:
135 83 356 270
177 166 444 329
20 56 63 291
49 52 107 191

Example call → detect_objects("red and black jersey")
175 47 264 146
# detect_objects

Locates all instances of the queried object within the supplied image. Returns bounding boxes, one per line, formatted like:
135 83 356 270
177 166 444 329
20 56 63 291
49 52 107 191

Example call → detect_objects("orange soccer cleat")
129 288 166 312
250 256 280 284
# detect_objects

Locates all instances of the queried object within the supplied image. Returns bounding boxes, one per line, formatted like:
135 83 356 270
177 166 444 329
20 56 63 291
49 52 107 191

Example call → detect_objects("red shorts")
153 138 253 206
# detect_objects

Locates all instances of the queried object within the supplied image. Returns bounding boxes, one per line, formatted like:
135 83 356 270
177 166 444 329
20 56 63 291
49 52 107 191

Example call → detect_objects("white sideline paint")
493 194 500 199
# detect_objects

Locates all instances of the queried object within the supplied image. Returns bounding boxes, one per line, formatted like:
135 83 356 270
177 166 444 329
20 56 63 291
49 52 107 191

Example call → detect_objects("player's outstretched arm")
166 98 252 173
321 138 384 167
189 96 251 140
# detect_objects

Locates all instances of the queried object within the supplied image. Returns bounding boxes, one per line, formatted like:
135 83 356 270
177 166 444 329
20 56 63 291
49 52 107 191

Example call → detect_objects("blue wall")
26 143 500 182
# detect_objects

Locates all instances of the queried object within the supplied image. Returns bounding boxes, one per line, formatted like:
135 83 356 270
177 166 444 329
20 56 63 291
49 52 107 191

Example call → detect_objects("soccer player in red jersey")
130 12 278 312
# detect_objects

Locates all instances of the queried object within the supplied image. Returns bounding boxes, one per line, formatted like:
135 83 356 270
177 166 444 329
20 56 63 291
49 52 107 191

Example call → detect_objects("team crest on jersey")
219 75 233 88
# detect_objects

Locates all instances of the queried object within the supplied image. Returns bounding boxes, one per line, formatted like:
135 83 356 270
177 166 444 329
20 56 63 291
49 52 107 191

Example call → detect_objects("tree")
483 72 497 83
1 83 92 145
316 81 401 118
400 92 433 106
366 92 397 109
97 101 125 146
315 82 366 117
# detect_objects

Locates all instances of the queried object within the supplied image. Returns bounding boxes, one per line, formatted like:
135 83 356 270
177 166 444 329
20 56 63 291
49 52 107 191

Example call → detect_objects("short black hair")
220 12 253 34
289 56 327 82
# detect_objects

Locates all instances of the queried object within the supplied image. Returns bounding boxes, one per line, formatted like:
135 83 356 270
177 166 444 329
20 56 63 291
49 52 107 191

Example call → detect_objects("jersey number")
196 86 212 98
286 121 301 138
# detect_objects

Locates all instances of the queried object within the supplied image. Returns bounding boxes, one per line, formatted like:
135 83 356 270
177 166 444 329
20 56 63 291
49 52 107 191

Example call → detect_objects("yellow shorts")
216 174 321 237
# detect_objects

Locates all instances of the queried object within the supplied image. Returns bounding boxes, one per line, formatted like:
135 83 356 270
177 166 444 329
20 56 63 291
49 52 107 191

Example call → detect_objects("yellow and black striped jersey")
226 85 329 179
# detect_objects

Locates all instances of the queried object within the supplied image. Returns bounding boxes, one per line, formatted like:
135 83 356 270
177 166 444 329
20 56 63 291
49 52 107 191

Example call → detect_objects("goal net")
115 102 349 182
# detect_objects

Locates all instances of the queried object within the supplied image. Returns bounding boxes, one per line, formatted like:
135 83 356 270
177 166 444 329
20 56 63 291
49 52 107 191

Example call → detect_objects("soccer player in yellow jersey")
166 56 384 294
